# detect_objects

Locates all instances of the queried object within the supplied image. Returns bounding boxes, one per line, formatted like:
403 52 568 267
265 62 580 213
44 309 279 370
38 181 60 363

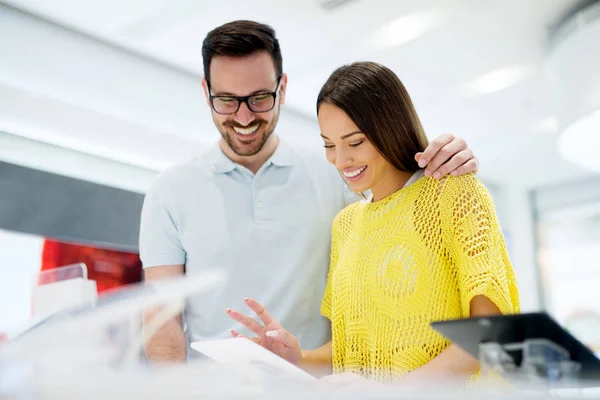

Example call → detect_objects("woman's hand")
226 298 302 365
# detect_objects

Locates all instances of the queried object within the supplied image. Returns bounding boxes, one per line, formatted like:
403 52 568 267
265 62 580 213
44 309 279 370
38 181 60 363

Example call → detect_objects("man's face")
202 51 287 157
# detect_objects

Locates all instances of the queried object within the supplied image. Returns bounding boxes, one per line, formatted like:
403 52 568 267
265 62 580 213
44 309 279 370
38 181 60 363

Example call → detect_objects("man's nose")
234 102 256 126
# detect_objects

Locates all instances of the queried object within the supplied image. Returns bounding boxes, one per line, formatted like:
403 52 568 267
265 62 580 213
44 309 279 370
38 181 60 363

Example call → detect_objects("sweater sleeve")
442 174 520 317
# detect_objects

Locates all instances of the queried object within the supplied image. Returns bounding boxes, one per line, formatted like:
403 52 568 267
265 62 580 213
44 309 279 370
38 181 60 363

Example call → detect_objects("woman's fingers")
231 330 261 345
244 298 277 327
226 298 283 339
226 308 264 335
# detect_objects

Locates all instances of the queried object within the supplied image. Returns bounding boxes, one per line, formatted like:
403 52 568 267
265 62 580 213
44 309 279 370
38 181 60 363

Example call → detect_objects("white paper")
191 338 316 381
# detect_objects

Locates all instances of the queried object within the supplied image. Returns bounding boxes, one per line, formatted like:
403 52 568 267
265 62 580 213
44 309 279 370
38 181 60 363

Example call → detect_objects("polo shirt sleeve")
139 178 186 268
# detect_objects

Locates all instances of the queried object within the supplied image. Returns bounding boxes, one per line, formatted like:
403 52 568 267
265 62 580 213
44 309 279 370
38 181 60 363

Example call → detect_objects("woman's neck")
370 169 416 202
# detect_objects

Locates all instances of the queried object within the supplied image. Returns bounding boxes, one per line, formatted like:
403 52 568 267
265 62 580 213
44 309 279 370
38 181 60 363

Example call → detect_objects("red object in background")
41 239 142 293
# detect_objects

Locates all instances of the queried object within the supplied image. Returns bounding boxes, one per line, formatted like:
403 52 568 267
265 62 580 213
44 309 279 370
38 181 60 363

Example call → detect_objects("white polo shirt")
139 139 358 349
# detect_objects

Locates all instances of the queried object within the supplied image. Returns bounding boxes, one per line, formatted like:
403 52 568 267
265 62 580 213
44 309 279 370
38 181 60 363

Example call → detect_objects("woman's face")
318 103 396 195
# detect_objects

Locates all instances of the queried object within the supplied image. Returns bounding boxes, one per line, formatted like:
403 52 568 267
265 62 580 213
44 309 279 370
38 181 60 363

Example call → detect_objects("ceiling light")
369 11 444 50
557 108 600 173
462 65 535 97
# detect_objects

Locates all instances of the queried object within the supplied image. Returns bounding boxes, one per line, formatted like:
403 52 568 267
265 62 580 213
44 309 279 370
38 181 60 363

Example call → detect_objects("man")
139 20 478 363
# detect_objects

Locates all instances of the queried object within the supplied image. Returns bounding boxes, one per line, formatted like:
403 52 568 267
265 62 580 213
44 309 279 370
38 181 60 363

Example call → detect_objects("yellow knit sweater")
320 173 520 381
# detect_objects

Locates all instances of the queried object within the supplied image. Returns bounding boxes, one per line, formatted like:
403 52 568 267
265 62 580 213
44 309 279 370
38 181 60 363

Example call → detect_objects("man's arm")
143 264 187 364
139 175 188 364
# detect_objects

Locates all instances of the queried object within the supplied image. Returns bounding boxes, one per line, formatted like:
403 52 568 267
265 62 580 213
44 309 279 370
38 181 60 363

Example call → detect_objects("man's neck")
219 134 279 175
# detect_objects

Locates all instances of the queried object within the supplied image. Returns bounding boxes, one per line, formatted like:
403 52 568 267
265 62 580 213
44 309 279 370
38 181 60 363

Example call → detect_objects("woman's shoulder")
421 173 498 226
422 172 489 199
331 200 365 234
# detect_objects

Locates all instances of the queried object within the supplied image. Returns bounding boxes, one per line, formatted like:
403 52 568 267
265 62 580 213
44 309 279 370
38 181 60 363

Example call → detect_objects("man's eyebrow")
212 88 273 97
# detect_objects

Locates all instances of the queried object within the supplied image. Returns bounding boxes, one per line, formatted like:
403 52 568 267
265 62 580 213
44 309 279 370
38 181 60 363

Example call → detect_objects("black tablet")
431 312 600 383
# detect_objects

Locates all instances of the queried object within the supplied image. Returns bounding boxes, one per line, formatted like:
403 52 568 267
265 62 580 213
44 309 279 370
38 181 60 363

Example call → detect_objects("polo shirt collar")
268 139 294 167
209 143 237 174
209 138 295 174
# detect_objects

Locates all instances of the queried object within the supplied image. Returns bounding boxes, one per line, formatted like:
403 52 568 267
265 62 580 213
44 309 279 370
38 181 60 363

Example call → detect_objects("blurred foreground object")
32 263 97 320
3 275 600 398
433 312 600 392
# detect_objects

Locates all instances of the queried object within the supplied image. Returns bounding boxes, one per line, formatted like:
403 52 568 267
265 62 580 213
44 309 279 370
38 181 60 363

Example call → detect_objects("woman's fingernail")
418 159 427 168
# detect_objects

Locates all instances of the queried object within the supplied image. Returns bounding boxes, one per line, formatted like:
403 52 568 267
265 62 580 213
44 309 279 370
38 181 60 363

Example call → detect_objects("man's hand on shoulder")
415 134 478 179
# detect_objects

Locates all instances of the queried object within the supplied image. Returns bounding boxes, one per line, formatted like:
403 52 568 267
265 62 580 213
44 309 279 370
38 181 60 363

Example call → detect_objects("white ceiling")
1 0 598 188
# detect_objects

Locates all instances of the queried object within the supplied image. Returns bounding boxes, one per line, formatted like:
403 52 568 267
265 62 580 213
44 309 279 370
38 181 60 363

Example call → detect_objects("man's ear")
278 73 288 105
201 78 211 107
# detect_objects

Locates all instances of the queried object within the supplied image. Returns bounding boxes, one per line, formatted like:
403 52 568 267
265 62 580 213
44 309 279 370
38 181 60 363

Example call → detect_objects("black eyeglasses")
208 76 282 115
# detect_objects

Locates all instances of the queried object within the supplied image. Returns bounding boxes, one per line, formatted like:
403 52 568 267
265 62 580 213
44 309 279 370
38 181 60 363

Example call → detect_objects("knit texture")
321 173 520 381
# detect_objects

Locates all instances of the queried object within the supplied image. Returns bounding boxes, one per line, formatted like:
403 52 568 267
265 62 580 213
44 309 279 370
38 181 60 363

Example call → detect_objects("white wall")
503 186 542 312
0 4 207 139
0 130 158 194
0 4 319 175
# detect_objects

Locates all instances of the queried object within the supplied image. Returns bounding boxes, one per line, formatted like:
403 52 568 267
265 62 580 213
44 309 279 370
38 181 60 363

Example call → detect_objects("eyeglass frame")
207 75 283 115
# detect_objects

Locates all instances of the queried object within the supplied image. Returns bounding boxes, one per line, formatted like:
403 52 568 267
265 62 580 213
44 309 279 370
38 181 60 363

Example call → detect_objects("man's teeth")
234 125 259 135
343 167 366 178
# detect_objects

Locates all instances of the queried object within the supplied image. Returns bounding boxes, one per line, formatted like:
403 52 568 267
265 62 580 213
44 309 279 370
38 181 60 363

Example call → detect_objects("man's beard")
218 111 280 157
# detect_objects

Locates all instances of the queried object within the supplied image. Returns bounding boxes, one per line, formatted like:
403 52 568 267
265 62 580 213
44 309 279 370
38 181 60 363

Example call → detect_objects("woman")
226 62 520 386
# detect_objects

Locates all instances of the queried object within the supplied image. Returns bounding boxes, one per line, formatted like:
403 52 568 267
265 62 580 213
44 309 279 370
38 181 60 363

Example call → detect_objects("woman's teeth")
343 166 366 178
